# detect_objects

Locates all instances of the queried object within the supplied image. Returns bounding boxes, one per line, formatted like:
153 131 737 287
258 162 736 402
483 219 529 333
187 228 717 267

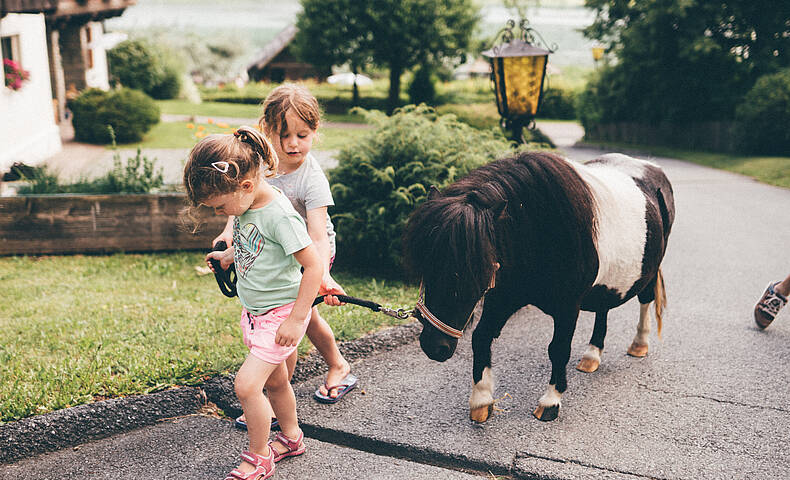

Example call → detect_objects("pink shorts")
240 303 311 364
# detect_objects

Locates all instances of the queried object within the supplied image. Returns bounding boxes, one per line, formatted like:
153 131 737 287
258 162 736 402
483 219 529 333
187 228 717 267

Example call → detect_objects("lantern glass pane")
491 59 507 117
503 55 546 116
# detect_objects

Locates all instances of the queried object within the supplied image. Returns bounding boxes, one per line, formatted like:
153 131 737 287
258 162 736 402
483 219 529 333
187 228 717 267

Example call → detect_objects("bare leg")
236 354 295 426
266 361 303 454
306 306 350 398
774 273 790 297
233 354 278 474
285 350 298 380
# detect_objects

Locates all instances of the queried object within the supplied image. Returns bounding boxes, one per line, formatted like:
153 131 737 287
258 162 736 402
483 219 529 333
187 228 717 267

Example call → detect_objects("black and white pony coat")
404 151 675 422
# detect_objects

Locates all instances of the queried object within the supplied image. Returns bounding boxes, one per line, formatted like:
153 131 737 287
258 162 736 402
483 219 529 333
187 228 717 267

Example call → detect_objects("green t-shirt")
233 190 312 314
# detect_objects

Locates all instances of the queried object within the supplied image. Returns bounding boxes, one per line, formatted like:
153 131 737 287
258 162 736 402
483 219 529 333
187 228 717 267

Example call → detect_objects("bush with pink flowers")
3 58 30 91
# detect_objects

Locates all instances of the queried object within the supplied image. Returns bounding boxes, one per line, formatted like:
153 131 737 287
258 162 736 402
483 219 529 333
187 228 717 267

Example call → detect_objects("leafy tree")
296 0 478 113
294 0 371 105
582 0 789 124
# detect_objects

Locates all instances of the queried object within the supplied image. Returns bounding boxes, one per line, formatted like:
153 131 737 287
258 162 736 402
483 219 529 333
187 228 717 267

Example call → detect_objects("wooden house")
246 24 329 83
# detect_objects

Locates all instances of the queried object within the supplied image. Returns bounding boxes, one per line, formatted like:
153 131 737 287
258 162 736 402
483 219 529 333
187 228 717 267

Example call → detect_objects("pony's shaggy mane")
404 152 597 297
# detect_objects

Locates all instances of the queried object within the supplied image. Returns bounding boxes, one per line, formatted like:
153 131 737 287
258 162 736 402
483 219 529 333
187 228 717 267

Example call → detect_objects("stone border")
0 322 421 464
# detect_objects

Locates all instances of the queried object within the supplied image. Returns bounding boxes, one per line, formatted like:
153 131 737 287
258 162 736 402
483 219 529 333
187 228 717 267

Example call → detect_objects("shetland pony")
404 151 674 422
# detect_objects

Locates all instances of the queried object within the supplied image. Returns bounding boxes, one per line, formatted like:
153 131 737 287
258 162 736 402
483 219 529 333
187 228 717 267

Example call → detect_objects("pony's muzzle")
419 329 457 362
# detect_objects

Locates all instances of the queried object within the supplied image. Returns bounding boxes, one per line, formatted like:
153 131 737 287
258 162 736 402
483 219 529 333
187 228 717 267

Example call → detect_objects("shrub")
539 88 577 120
735 68 790 155
408 66 437 105
16 141 163 195
70 88 160 144
329 105 516 275
108 39 182 99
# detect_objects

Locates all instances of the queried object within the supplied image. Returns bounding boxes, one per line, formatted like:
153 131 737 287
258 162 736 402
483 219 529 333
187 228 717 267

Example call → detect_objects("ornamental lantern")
482 19 556 141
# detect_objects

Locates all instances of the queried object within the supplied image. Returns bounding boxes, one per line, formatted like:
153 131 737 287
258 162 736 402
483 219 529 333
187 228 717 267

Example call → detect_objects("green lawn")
670 151 790 189
0 253 417 423
156 99 368 125
590 141 790 189
120 120 372 151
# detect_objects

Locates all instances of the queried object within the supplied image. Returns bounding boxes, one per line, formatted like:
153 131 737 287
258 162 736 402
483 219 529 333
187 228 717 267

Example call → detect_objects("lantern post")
482 19 556 143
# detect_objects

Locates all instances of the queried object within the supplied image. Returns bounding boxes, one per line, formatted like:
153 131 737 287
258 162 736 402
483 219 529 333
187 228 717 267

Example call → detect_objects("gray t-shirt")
268 153 336 257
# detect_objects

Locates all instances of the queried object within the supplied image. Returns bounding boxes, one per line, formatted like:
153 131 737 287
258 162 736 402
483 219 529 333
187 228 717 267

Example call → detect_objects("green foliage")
736 69 790 155
70 88 160 144
108 39 182 99
579 0 790 127
16 141 164 195
328 105 516 275
408 66 438 105
294 0 371 75
297 0 479 113
436 102 500 130
539 87 577 120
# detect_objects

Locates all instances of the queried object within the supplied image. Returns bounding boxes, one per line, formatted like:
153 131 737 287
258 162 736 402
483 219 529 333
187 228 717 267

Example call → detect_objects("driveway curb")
0 321 421 464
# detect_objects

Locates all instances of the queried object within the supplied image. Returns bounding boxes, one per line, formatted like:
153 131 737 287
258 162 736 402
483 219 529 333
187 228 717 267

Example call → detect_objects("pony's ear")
492 200 508 221
427 185 441 200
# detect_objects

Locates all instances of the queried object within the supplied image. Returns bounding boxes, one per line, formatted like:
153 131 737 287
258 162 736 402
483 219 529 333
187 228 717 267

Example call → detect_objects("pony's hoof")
576 357 600 373
532 404 560 421
470 404 493 423
627 342 648 357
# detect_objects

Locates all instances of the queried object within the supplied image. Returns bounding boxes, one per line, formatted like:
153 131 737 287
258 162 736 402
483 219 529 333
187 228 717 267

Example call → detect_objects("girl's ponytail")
234 126 278 178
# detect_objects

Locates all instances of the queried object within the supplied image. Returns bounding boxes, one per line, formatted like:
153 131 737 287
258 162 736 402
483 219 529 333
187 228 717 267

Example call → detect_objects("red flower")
3 58 31 91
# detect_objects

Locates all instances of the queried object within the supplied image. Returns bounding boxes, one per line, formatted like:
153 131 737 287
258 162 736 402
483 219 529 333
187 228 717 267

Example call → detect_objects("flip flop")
234 415 279 431
313 373 358 404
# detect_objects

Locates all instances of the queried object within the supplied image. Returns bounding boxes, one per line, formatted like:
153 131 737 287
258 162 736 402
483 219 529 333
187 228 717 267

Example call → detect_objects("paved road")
3 126 790 479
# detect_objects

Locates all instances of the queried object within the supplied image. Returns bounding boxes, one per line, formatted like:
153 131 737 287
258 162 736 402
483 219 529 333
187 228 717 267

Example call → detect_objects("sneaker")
754 282 787 329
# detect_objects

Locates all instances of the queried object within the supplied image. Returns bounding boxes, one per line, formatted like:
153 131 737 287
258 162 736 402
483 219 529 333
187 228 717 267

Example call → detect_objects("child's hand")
211 231 233 249
212 216 234 249
275 318 303 347
319 274 346 306
205 247 234 272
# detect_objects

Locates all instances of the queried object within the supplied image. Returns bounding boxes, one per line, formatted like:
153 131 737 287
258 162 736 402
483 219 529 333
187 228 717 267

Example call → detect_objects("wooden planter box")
0 193 226 256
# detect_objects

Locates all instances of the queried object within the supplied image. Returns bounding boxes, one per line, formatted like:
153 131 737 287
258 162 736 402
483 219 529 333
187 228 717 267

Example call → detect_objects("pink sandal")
224 450 275 480
269 429 306 462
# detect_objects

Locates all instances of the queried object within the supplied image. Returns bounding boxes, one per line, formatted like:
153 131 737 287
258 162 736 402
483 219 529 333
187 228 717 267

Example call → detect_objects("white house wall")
0 13 61 173
85 21 110 90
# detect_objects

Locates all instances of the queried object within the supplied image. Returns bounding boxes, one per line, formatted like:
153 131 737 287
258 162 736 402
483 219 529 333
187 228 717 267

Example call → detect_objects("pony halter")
415 283 474 339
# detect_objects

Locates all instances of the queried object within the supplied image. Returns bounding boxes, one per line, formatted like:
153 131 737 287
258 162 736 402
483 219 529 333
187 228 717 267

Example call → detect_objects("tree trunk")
387 64 403 115
352 64 360 106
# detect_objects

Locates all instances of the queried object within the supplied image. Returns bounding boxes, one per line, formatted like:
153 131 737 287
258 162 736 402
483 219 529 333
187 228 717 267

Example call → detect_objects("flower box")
0 193 226 255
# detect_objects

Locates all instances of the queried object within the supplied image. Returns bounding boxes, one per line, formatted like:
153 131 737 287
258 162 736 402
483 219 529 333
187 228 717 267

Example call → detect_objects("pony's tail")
654 268 666 339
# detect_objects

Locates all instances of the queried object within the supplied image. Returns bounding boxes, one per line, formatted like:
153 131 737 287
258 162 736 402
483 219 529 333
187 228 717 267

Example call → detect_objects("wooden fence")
0 193 227 255
585 121 738 153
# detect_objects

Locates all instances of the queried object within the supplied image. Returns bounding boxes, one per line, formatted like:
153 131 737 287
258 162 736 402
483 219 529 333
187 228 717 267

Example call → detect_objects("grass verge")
155 99 368 125
119 120 371 151
587 141 790 189
0 253 416 423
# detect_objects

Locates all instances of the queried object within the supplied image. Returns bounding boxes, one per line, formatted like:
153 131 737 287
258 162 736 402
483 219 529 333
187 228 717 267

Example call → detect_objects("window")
1 35 21 63
2 35 26 90
0 35 30 90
